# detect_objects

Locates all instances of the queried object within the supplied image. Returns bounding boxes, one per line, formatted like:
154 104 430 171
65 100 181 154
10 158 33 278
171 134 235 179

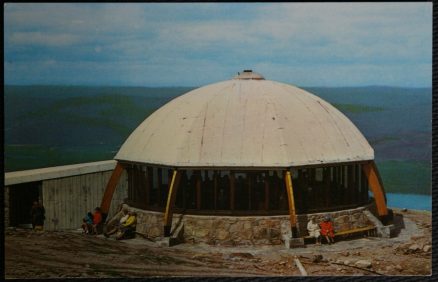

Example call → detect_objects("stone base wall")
296 202 376 237
129 202 378 246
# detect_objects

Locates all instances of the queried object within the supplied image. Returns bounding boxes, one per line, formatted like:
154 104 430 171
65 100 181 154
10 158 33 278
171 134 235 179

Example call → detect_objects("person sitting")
307 216 321 245
116 211 137 240
103 208 129 238
320 215 335 244
81 212 94 234
91 207 103 235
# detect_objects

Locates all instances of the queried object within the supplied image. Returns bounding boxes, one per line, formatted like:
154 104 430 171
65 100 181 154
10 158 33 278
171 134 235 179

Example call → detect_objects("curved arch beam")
362 161 388 221
100 162 125 215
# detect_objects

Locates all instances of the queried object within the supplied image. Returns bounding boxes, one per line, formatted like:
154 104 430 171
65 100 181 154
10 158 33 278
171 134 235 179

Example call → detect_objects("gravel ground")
5 208 431 278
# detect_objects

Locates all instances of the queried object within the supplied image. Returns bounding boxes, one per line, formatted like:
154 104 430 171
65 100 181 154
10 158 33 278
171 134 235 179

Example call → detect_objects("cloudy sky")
4 3 432 87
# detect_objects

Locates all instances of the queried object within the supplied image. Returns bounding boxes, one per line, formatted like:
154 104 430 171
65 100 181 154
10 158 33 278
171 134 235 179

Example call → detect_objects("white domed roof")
115 75 373 168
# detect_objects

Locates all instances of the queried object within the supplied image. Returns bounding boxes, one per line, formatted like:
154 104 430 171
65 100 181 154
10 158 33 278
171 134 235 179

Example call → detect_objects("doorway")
9 182 42 227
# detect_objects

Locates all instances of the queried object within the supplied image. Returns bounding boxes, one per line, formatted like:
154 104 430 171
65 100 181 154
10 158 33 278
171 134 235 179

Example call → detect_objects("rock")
342 251 350 257
216 230 229 240
395 264 403 271
336 267 342 271
385 266 394 272
423 245 432 252
195 228 209 238
230 252 254 260
402 208 408 212
343 260 351 266
240 229 253 240
335 259 343 264
409 244 420 252
312 255 323 263
355 260 372 268
229 222 243 233
148 227 161 238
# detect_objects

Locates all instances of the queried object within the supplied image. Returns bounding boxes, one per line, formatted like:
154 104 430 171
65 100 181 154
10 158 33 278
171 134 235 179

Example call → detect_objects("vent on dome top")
233 70 264 80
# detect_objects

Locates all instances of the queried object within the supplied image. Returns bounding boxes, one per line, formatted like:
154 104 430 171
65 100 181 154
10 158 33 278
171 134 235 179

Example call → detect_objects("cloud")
4 3 432 87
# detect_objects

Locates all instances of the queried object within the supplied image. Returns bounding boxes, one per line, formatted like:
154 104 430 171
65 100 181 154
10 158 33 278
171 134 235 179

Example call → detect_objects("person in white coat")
307 216 321 245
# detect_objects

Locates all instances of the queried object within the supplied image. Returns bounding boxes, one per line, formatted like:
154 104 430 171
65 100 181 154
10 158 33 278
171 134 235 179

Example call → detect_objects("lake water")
386 193 431 211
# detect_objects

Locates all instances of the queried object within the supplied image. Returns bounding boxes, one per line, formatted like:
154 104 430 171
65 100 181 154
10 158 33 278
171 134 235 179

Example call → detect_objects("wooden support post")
248 173 252 210
347 165 354 205
284 170 298 238
147 167 153 205
144 167 150 207
100 162 124 216
213 172 218 210
163 170 181 237
157 168 162 206
196 171 202 210
324 168 330 207
362 161 388 223
264 173 270 211
230 172 235 210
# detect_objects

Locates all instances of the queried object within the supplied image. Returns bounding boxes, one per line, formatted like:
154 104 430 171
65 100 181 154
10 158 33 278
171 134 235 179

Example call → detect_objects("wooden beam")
196 171 202 210
213 171 218 210
284 170 298 238
163 170 181 237
264 173 270 211
248 173 252 210
157 168 162 206
100 162 124 215
362 161 388 219
144 167 150 207
230 172 235 210
324 167 330 207
347 165 354 205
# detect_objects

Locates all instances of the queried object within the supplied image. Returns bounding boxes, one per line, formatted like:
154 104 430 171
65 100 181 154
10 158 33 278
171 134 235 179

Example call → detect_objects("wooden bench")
304 225 377 243
334 225 377 238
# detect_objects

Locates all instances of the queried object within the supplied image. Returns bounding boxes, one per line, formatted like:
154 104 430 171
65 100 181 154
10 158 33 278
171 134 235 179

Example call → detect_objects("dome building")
100 70 391 246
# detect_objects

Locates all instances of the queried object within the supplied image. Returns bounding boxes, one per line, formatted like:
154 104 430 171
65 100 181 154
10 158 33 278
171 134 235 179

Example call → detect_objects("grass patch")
332 103 384 113
376 160 431 195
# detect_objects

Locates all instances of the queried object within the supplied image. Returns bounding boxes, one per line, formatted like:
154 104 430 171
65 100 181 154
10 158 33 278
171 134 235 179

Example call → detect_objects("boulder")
195 228 209 238
423 245 432 252
355 260 372 268
409 244 420 252
148 226 161 238
217 230 230 240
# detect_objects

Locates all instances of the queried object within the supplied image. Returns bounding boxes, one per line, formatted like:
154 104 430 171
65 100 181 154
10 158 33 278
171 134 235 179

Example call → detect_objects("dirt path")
5 208 431 278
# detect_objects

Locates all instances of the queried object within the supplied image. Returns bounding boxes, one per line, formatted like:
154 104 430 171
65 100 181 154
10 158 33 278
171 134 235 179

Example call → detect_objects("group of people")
81 207 103 235
104 208 137 240
81 206 137 240
307 215 335 245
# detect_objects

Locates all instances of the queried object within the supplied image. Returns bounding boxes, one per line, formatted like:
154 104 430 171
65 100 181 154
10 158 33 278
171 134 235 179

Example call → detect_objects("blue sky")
4 3 432 87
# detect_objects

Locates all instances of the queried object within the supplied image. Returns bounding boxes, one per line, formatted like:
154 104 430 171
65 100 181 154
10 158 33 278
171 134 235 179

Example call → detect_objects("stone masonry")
129 202 377 246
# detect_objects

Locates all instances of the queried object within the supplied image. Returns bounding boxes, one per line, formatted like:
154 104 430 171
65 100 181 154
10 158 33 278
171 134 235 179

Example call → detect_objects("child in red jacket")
91 207 102 235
